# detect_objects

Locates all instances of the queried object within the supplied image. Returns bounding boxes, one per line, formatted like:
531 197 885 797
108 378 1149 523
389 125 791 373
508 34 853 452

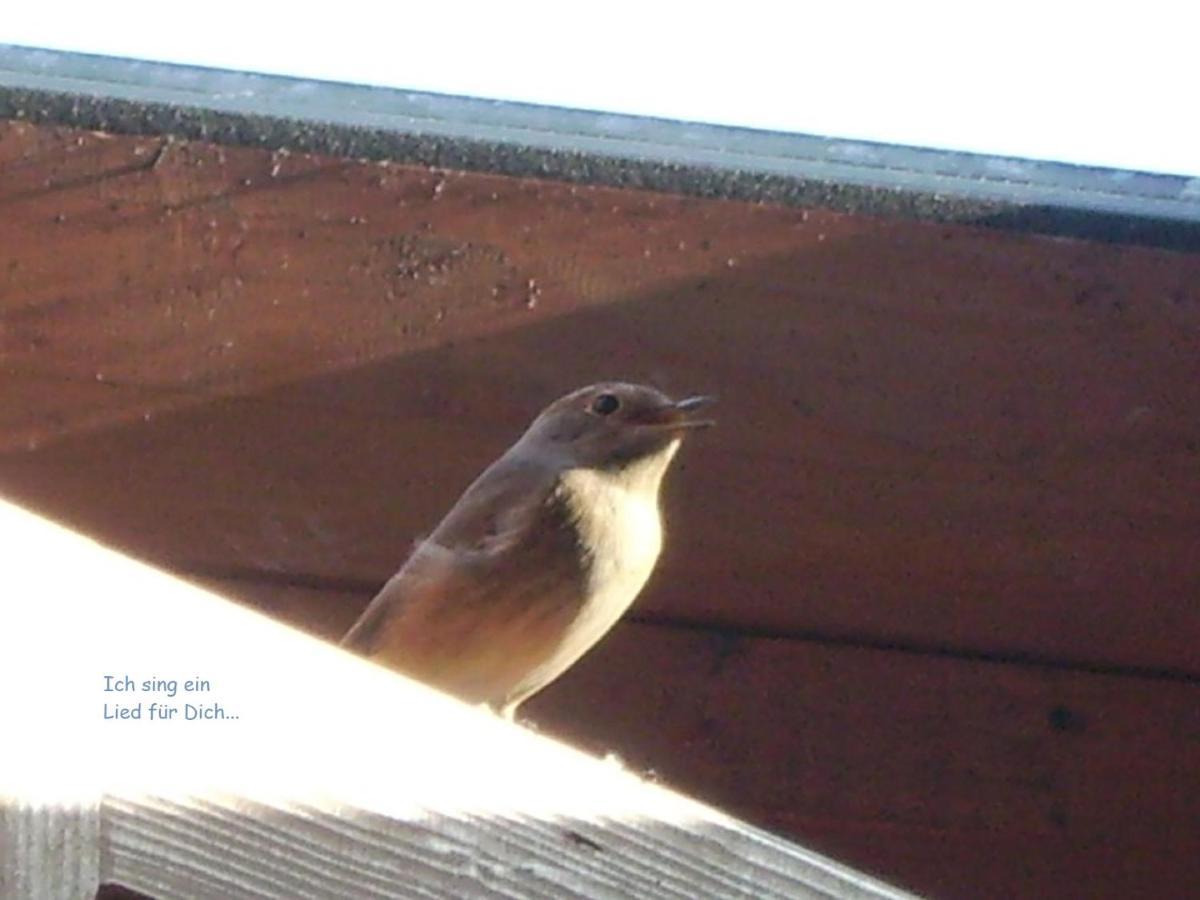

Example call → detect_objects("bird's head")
516 382 715 482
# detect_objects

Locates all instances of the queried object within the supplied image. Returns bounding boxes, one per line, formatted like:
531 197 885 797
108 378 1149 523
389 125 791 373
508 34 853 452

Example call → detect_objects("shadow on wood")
0 497 911 900
2 120 1199 899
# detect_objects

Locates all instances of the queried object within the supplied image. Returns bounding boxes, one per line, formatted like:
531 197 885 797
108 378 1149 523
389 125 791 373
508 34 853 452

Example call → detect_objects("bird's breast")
556 467 664 612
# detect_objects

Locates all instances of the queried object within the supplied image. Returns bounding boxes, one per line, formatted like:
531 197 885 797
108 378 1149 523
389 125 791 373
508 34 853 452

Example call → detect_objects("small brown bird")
342 382 714 718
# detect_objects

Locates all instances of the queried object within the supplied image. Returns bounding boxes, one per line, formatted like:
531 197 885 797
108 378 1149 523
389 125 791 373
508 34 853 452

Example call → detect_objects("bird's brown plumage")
341 382 712 717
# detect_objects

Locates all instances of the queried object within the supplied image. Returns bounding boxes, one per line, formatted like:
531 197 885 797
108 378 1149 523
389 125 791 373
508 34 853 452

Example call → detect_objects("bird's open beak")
642 394 716 430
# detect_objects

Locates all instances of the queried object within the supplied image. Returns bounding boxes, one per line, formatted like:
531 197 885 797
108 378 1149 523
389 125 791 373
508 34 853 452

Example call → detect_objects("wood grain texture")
98 794 911 900
3 119 1200 900
526 622 1200 900
0 799 100 899
198 575 1200 900
2 121 1198 678
0 498 911 900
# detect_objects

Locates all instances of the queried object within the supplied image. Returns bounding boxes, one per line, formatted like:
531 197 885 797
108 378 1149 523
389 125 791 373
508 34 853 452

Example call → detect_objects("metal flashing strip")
1 43 1198 251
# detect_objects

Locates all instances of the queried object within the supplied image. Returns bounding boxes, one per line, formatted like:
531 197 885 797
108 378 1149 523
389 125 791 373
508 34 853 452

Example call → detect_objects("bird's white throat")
557 439 680 599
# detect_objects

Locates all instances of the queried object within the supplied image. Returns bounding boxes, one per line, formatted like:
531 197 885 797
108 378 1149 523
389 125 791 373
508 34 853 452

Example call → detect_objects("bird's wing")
339 456 579 707
427 455 560 558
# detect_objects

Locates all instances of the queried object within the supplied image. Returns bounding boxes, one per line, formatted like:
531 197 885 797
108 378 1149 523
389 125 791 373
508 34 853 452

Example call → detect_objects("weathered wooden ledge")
0 496 916 899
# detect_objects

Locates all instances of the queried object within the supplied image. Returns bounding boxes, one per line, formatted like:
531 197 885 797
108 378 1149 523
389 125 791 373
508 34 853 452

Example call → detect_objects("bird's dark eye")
591 393 620 416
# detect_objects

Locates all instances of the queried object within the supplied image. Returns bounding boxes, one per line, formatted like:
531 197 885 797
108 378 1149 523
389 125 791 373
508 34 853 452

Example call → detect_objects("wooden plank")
0 119 812 452
0 120 161 191
2 119 1199 675
0 800 100 900
0 127 528 450
3 292 1198 678
0 497 913 900
176 573 1200 899
524 623 1200 900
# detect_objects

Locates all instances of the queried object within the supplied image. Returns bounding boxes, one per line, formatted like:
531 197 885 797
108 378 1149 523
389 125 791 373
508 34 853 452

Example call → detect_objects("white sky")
4 2 1198 177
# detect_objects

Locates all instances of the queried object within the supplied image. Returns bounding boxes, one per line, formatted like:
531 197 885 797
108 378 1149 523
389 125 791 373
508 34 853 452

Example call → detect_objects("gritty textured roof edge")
2 43 1198 252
